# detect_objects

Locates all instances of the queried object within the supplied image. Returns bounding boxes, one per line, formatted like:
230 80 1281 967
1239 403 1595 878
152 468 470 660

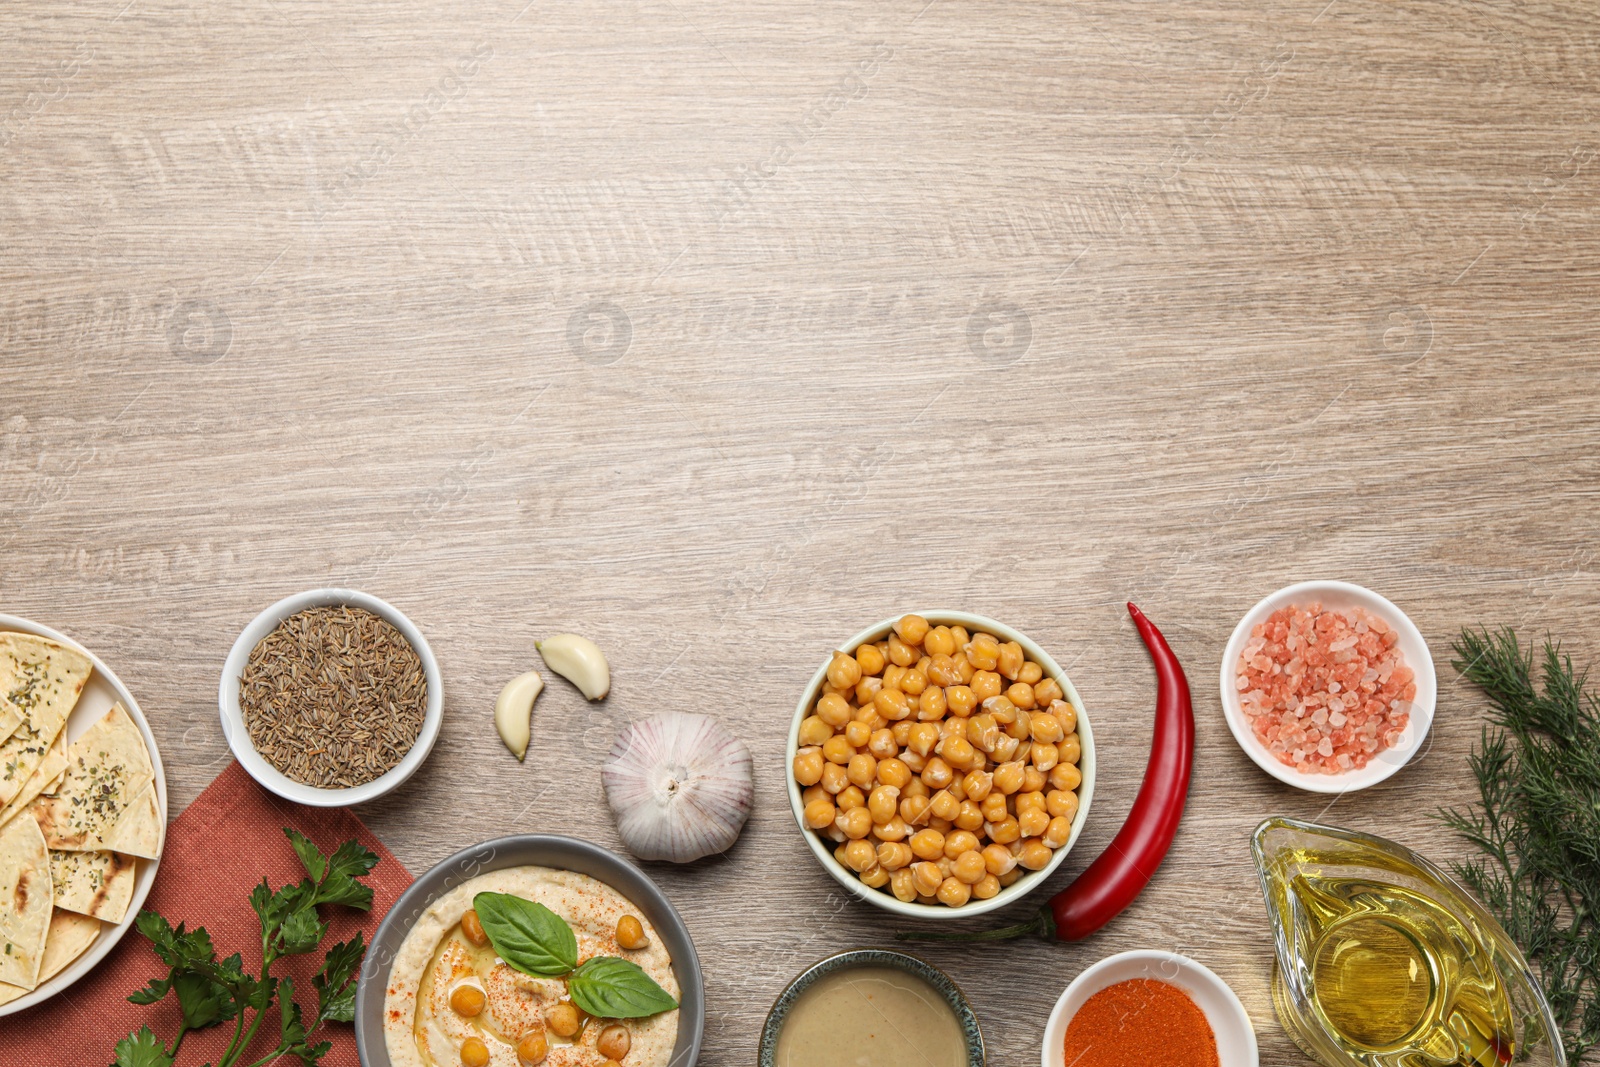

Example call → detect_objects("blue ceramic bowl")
758 948 985 1066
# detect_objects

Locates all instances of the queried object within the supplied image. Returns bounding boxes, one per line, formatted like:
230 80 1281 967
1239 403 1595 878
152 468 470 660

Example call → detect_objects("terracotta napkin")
5 760 413 1066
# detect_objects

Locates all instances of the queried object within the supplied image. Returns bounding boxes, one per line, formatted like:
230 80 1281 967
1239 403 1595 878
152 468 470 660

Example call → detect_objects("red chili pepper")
899 603 1194 942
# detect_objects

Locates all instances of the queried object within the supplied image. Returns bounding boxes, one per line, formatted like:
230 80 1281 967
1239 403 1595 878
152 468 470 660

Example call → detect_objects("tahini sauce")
775 965 967 1067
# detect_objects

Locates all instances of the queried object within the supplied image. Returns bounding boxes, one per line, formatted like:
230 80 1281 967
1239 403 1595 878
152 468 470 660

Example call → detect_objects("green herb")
110 828 377 1067
472 892 675 1019
567 955 679 1018
473 893 578 977
1440 627 1600 1061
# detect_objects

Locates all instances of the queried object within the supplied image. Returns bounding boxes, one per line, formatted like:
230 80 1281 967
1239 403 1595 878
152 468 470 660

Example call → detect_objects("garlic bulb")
494 670 544 760
602 713 753 863
537 634 610 700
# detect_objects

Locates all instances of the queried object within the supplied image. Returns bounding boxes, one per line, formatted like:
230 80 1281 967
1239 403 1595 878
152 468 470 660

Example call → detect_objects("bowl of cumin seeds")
219 588 443 806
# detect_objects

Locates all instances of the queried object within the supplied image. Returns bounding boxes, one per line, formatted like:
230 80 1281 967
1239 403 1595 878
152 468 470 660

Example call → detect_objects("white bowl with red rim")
1041 950 1258 1067
1219 580 1436 794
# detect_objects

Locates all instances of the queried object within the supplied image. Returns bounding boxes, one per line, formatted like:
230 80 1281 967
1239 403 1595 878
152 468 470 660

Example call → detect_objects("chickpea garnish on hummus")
383 867 678 1067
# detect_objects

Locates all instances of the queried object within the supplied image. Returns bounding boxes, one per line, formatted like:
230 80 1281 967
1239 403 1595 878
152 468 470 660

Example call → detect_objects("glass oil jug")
1252 817 1564 1067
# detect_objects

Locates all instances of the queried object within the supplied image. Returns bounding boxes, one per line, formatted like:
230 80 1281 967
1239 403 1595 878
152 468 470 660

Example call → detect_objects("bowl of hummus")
355 835 703 1067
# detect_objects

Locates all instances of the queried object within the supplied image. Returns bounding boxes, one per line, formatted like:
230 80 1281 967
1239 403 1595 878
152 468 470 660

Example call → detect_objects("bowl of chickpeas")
787 612 1095 917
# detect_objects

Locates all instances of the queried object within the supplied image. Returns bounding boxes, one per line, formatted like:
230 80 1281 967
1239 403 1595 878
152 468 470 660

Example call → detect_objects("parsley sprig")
111 829 378 1067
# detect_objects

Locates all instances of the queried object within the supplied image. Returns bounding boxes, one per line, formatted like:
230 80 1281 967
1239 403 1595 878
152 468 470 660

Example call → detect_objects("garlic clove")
601 712 753 863
494 670 545 760
537 634 610 700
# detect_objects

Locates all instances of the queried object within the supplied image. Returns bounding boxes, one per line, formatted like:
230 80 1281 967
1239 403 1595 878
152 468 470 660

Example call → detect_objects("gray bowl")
758 949 985 1066
354 834 704 1067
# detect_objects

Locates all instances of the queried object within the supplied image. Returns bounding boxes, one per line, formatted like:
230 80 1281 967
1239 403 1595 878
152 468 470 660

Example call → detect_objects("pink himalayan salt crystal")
1236 601 1414 775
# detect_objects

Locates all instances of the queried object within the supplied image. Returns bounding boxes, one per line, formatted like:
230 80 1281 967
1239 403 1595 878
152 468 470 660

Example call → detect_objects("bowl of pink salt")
1220 581 1436 793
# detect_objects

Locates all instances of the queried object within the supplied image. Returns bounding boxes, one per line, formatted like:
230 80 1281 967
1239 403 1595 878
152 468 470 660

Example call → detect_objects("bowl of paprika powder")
1042 949 1257 1067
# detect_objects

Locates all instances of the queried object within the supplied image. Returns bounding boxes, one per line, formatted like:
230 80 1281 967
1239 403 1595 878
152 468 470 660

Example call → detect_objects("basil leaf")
472 893 577 977
567 956 678 1019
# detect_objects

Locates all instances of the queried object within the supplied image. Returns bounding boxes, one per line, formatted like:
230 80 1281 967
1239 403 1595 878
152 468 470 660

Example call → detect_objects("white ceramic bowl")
1042 950 1258 1067
219 588 442 807
1219 580 1436 794
787 611 1095 919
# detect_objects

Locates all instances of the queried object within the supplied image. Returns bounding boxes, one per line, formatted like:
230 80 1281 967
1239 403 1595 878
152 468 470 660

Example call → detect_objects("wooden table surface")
5 0 1599 1062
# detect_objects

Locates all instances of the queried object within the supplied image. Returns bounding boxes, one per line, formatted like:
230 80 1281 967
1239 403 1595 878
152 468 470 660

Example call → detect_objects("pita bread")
40 728 68 795
0 740 68 831
0 634 91 808
30 705 157 856
0 704 21 750
0 811 51 988
0 909 100 1006
49 849 136 923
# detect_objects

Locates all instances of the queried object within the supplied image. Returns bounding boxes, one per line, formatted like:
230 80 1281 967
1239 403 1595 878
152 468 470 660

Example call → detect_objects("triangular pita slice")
0 634 92 808
0 811 51 988
30 704 156 855
102 784 161 860
49 849 137 923
0 740 69 831
0 909 100 1006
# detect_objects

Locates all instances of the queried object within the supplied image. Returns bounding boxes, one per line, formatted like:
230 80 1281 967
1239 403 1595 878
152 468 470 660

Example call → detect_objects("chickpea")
842 839 879 873
906 722 940 757
936 877 972 907
939 715 966 740
868 729 899 759
917 686 947 720
853 704 885 730
952 653 977 684
894 614 930 646
878 841 914 870
981 842 1017 875
916 654 933 674
798 716 832 747
965 714 1000 753
999 868 1023 888
926 654 960 687
872 816 909 842
804 798 837 829
927 789 960 822
882 664 908 691
825 827 847 844
991 733 1021 762
956 768 990 803
855 676 883 706
828 650 862 690
939 735 976 770
902 777 929 800
909 828 946 861
997 641 1024 680
814 692 850 728
1049 763 1083 792
943 830 980 857
928 816 955 833
597 1024 632 1062
953 850 988 884
1047 789 1080 820
1019 807 1051 839
967 633 1000 670
942 685 977 718
920 757 954 789
822 735 855 765
793 748 824 786
1031 741 1060 773
451 983 487 1017
1034 678 1063 705
1050 700 1078 734
547 1002 585 1038
837 806 873 840
983 695 1016 724
980 792 1008 823
461 908 489 947
887 634 917 667
890 868 918 902
868 785 901 824
1003 707 1031 740
1015 790 1046 813
1019 661 1044 685
1018 839 1054 871
1013 740 1033 765
516 1029 549 1065
608 915 649 953
924 625 956 657
955 800 985 832
1044 815 1074 849
891 720 913 746
899 669 928 698
1029 712 1064 744
1023 766 1048 793
877 757 912 789
971 671 1003 702
461 1037 491 1067
911 861 944 897
844 720 871 748
821 761 849 795
972 874 1001 899
1060 733 1082 765
860 865 890 889
988 816 1021 844
1006 682 1037 710
992 761 1025 794
846 753 878 789
855 642 886 676
874 688 913 722
836 785 866 810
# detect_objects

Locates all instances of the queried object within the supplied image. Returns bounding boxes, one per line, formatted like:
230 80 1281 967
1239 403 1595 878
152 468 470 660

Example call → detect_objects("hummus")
383 867 679 1067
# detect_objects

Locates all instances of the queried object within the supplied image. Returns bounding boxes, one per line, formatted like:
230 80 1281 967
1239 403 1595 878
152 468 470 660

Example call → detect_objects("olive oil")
1253 818 1563 1067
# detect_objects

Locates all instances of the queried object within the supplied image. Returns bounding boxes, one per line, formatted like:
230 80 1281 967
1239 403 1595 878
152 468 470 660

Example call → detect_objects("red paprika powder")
1062 978 1219 1067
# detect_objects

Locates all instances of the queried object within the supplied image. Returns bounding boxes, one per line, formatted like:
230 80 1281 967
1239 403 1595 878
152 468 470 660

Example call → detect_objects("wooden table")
4 0 1598 1062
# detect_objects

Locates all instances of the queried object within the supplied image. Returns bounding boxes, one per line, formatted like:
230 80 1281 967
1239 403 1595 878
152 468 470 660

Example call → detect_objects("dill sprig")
1440 627 1600 1061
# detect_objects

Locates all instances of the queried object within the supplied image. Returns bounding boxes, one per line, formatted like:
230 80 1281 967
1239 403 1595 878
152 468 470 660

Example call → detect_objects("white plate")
1219 580 1436 794
0 614 167 1017
1042 950 1258 1067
